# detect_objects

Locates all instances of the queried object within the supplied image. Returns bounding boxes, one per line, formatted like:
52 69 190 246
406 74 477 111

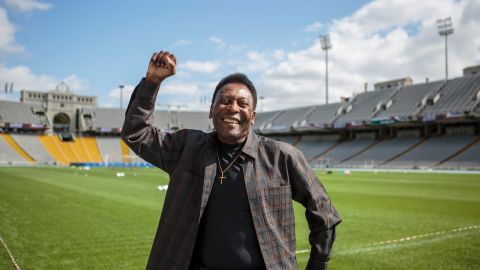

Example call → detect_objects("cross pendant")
218 173 226 184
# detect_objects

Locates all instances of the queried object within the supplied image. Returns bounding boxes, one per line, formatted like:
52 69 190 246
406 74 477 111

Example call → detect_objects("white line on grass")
295 224 479 255
0 234 22 270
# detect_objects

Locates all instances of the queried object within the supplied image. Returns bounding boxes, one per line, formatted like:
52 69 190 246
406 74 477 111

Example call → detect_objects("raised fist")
146 51 176 84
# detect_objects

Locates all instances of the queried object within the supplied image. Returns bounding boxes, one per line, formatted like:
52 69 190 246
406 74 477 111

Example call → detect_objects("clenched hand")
146 50 176 84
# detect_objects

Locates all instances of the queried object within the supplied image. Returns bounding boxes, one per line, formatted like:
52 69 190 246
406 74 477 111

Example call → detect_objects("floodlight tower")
119 85 125 109
320 34 332 104
437 17 454 83
260 96 265 112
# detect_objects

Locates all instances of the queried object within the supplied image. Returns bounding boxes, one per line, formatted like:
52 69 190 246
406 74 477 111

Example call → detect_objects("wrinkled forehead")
215 83 253 101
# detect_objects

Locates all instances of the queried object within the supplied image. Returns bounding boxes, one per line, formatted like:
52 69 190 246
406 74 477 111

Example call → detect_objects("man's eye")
221 98 230 104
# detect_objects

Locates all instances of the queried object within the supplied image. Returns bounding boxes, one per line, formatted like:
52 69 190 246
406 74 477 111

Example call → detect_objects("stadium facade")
1 67 479 170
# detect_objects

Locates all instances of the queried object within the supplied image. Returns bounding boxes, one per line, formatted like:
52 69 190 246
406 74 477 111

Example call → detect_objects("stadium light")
320 34 332 105
437 17 454 83
119 85 125 109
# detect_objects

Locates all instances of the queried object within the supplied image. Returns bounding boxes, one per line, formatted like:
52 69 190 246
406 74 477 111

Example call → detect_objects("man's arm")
121 51 184 173
287 148 341 270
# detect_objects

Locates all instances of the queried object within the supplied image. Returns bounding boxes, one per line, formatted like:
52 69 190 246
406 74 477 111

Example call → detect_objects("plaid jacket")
121 79 341 270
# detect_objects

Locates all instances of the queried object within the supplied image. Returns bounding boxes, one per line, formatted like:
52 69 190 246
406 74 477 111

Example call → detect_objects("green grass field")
0 167 479 269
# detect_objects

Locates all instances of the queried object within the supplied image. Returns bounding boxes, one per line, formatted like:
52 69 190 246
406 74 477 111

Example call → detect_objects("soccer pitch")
0 167 479 270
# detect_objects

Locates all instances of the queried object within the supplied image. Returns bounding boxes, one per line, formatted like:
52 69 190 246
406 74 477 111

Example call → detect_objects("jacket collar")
241 130 259 159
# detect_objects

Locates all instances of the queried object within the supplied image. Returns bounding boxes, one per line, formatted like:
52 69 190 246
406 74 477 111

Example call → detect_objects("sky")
0 0 479 112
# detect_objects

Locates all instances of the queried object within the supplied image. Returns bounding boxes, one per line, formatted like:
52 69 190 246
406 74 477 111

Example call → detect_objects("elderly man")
121 51 341 270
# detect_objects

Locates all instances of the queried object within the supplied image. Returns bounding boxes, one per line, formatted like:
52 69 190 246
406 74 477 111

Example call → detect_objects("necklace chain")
217 146 242 184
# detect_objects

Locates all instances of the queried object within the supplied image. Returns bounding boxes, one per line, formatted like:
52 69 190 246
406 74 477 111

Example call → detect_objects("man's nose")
228 101 240 112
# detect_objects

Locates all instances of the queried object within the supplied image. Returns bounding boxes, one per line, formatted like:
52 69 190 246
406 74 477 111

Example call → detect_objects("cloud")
106 82 201 108
106 84 135 108
304 22 324 32
0 1 51 56
233 50 285 73
180 60 220 74
161 82 199 95
105 82 211 111
62 75 90 92
257 0 480 111
3 0 53 12
0 64 89 96
159 81 215 111
0 8 24 56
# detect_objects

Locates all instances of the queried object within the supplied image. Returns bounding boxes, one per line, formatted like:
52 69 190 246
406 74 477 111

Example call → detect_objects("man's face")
210 83 256 144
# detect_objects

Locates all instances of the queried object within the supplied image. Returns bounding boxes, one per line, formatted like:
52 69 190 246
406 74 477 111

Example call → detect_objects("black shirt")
195 141 265 270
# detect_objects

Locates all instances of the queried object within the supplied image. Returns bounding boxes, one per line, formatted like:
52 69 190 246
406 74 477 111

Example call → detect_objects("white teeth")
224 118 240 124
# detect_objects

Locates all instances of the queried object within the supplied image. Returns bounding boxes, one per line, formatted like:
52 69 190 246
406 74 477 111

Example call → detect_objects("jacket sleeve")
120 78 188 174
287 148 341 270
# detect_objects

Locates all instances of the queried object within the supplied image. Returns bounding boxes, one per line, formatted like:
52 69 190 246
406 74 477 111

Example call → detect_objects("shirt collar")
208 130 259 160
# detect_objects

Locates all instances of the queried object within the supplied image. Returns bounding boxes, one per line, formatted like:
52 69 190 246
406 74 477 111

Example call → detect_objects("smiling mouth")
223 118 240 124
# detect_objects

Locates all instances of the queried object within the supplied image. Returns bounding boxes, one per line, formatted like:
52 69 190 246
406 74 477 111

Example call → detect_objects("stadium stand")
1 133 35 162
439 136 480 169
253 110 281 131
0 133 32 164
0 100 44 128
385 134 478 168
314 136 377 166
84 108 125 132
341 137 422 168
176 111 211 130
262 106 315 133
9 134 54 164
375 81 444 119
35 135 100 165
421 75 480 117
75 137 102 162
37 134 69 165
269 135 300 146
120 139 132 163
295 135 339 161
1 71 479 169
296 103 344 130
96 136 124 163
334 87 395 127
153 111 173 130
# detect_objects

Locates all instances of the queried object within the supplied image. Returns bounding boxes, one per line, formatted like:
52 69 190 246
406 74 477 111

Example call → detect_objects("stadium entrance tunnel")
53 112 70 133
59 133 74 142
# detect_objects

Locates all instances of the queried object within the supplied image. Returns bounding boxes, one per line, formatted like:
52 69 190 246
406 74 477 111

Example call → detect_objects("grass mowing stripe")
0 235 21 270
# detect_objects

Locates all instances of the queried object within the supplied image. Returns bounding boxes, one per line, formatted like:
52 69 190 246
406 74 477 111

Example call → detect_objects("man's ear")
251 111 256 125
